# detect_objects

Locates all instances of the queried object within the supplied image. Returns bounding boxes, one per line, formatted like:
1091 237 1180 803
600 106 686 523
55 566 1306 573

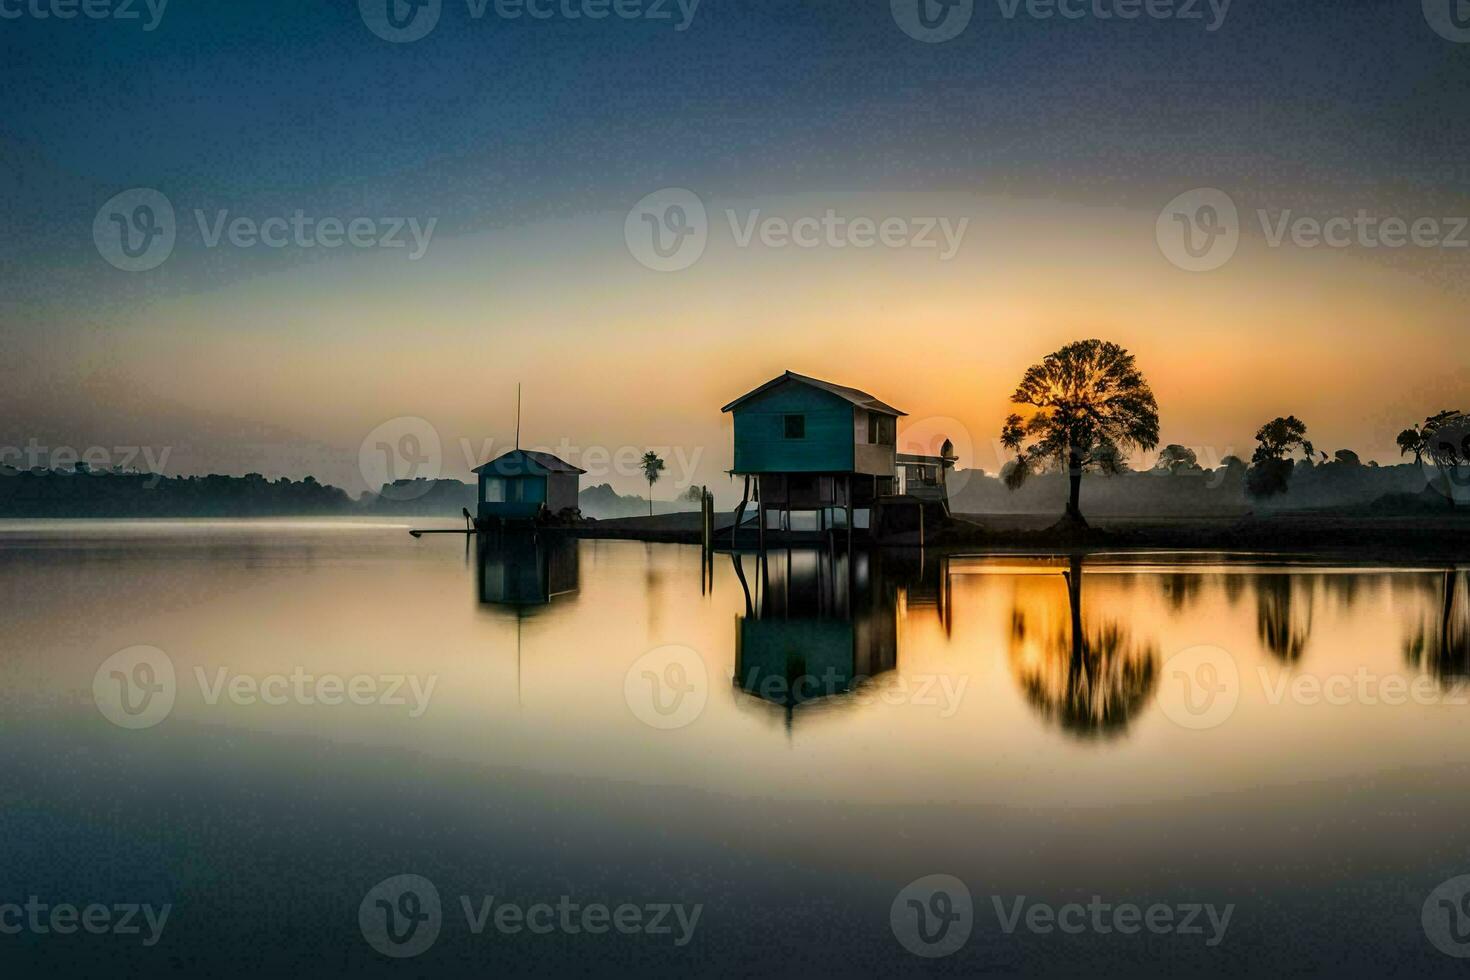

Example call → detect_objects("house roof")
473 448 586 476
720 371 907 417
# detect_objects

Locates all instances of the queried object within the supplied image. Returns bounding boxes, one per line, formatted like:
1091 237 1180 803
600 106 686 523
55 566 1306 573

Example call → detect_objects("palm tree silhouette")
640 451 665 517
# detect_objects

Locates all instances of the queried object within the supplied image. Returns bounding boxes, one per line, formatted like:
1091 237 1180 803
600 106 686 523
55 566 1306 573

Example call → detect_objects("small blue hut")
473 449 585 523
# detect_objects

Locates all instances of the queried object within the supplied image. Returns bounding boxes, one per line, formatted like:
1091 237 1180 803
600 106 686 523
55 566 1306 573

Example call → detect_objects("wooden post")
705 488 712 551
867 475 876 542
758 485 766 553
845 474 853 551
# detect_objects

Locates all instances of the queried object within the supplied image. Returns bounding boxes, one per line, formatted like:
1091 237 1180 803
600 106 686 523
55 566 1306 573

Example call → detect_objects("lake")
2 520 1468 976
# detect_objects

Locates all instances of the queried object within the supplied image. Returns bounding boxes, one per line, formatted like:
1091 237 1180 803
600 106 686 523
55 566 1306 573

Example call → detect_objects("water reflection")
1160 571 1203 612
730 549 899 720
466 535 1467 745
1253 574 1314 661
476 531 579 607
1405 570 1470 684
1008 556 1158 739
15 528 1470 974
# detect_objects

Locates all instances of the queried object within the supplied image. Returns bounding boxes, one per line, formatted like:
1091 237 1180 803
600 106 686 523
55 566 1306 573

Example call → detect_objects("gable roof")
720 371 907 417
473 448 586 477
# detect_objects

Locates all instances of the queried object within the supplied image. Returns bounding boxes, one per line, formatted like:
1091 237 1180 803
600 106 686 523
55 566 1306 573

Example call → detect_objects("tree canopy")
1000 339 1159 523
1246 416 1314 499
1156 444 1199 474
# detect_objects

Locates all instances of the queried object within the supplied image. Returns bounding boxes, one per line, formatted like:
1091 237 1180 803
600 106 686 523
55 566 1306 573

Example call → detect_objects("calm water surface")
2 520 1468 976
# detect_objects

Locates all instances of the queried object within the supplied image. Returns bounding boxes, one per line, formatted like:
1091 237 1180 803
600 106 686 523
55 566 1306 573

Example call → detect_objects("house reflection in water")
476 532 579 607
475 532 580 707
730 548 899 722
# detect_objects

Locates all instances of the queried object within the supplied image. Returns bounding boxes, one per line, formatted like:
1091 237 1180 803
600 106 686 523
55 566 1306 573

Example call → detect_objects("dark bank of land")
556 509 1470 560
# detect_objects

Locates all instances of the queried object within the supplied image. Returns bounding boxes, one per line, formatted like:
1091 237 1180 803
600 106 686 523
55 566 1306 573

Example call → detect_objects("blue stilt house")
722 371 906 533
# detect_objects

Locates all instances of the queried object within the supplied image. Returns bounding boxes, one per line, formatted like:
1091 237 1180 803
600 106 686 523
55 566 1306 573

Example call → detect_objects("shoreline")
542 510 1470 560
2 511 1464 561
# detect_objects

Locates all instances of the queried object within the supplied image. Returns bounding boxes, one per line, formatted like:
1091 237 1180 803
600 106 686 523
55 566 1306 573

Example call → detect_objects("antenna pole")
515 383 522 450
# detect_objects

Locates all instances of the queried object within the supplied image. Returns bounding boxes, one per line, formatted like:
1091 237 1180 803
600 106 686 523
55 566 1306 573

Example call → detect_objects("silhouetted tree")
1156 444 1198 474
1246 416 1313 499
1333 449 1361 466
1397 425 1427 465
1000 339 1159 525
640 451 666 517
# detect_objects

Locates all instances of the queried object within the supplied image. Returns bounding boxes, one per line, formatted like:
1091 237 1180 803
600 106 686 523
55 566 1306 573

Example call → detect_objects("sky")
2 0 1467 499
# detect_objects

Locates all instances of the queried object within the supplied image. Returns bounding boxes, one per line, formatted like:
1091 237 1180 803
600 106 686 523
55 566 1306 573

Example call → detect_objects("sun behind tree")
1000 339 1160 526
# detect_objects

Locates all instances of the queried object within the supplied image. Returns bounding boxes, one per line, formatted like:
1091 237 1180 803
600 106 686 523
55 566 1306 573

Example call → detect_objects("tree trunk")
648 481 654 517
1065 450 1085 524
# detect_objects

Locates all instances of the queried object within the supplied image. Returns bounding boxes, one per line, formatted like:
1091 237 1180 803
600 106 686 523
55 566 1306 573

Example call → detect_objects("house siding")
854 442 896 477
546 473 579 513
731 383 856 474
478 472 547 521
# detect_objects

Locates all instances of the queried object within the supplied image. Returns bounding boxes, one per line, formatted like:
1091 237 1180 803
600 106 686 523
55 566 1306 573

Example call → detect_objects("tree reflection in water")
1254 574 1314 661
1008 556 1158 739
1405 570 1470 685
1160 572 1203 613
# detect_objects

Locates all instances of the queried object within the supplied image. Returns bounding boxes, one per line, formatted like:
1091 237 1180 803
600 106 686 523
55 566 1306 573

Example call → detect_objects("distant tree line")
0 466 708 520
952 457 1432 517
0 468 352 517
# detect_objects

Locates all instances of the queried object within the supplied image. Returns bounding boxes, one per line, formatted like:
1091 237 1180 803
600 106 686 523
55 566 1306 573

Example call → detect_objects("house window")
484 478 506 503
867 414 895 445
784 414 806 439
